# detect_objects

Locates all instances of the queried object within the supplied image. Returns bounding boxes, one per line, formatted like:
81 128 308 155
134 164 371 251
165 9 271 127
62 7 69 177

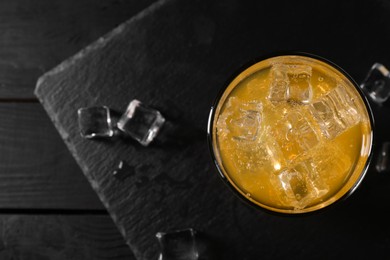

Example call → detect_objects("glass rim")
207 52 375 215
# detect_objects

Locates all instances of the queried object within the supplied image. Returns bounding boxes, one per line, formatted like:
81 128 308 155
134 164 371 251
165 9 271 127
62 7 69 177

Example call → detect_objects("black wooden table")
35 0 390 259
0 1 156 258
3 0 390 259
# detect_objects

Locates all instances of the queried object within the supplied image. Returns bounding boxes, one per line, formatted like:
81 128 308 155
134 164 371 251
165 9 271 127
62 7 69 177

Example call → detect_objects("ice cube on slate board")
77 106 114 138
156 229 199 260
360 63 390 104
117 99 165 146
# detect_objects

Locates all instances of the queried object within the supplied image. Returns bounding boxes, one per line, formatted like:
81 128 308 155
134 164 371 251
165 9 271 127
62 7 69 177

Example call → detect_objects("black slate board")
35 0 390 259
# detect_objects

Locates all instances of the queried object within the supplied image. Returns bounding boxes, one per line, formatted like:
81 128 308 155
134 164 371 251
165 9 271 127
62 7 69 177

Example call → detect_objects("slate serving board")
35 0 390 259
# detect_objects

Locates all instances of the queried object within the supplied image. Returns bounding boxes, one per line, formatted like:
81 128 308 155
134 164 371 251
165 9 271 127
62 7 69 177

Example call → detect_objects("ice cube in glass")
230 101 263 141
286 64 313 104
217 97 263 142
276 168 310 209
274 160 329 210
273 110 320 161
268 64 313 104
309 85 360 139
268 64 289 103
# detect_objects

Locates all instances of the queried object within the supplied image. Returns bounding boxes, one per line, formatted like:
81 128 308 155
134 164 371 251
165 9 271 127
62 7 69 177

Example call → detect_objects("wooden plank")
0 214 135 259
0 103 103 210
35 0 390 259
0 0 156 99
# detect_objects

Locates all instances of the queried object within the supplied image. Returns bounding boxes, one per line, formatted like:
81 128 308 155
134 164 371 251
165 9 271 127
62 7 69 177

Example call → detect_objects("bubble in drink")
228 138 270 173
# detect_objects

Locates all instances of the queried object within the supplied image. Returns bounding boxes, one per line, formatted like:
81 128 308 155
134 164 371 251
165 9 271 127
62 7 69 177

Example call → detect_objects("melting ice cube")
277 168 309 203
295 160 329 199
218 97 287 174
287 64 313 104
230 140 270 173
230 107 262 141
277 143 351 209
273 109 320 161
231 130 286 173
274 159 329 210
309 85 360 139
268 64 289 102
268 64 313 104
217 97 263 141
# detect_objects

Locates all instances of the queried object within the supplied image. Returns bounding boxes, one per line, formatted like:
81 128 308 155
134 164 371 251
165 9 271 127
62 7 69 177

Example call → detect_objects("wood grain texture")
0 214 134 259
35 0 390 259
0 0 156 99
0 103 103 210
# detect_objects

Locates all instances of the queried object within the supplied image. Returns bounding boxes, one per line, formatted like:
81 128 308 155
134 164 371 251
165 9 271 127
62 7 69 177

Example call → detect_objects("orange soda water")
210 55 373 214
